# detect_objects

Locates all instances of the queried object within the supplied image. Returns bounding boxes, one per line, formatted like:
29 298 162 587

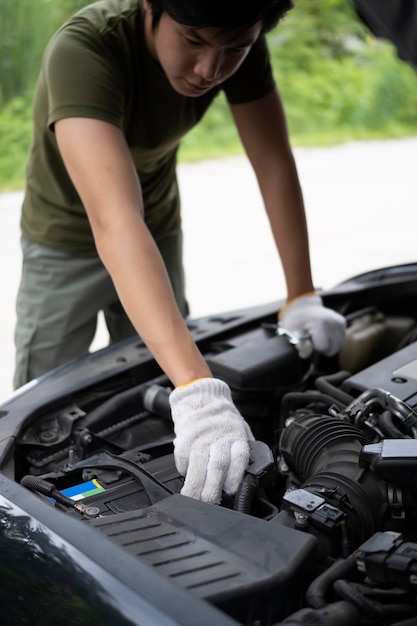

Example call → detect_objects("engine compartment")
3 265 417 625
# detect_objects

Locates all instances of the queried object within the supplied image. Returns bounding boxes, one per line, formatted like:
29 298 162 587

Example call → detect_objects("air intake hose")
280 414 386 546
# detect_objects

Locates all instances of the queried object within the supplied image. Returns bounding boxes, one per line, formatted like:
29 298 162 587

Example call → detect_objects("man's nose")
194 50 223 82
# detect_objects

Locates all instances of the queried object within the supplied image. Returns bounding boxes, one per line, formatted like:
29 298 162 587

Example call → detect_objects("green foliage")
181 0 417 159
276 42 417 142
271 0 417 140
0 0 90 103
0 0 92 189
0 95 32 190
0 0 48 102
1 0 417 189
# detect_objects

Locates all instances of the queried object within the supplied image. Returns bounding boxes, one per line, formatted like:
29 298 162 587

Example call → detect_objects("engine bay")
3 265 417 625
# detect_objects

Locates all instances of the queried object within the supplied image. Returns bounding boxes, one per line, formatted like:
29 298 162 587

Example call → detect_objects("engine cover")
90 494 317 624
342 341 417 408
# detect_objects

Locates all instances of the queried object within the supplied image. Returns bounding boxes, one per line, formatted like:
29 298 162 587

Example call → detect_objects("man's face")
144 1 262 97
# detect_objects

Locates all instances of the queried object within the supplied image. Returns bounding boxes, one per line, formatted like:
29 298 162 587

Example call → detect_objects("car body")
1 1 417 624
2 262 417 625
353 0 417 68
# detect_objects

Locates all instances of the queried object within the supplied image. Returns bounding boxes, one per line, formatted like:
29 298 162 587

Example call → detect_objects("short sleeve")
222 36 276 105
43 21 126 130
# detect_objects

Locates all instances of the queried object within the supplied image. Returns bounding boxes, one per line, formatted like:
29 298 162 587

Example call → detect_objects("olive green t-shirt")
21 0 276 255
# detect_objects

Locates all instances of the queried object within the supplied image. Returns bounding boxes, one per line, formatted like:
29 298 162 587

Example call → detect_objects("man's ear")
143 0 151 11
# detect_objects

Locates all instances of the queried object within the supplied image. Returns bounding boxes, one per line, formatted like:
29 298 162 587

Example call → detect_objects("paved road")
1 136 416 401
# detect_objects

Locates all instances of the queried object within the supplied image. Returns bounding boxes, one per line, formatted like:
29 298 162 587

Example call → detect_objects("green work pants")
14 233 189 389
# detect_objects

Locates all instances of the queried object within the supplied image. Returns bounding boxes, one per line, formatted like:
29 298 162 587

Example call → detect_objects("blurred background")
2 0 417 188
1 0 417 399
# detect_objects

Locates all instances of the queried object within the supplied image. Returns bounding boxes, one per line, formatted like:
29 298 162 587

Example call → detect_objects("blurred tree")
0 0 92 103
270 0 368 70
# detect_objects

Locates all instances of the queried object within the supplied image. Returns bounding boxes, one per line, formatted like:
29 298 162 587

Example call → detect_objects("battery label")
61 478 105 501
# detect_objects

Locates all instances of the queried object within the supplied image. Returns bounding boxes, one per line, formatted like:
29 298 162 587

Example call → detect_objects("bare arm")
230 88 314 301
55 117 211 386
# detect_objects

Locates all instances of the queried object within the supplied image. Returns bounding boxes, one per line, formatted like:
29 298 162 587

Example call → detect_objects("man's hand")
169 377 254 504
278 292 346 358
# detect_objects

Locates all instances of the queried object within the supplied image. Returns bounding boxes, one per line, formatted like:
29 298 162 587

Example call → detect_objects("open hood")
353 0 417 68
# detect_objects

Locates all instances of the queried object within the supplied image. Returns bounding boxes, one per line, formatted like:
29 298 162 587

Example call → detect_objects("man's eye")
230 47 249 54
186 38 202 47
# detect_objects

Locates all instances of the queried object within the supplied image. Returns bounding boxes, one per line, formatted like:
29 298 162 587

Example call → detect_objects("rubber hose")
379 410 411 439
334 579 382 620
314 371 355 406
305 555 356 609
20 475 74 507
234 473 258 514
280 600 360 625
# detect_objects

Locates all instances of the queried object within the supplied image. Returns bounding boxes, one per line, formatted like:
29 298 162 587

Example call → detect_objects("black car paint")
3 264 417 624
2 2 417 623
0 476 239 626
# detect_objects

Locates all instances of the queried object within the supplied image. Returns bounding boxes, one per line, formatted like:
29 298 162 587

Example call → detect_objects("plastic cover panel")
90 494 316 622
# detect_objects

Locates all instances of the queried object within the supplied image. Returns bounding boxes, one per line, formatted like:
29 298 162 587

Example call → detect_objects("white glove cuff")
279 293 321 320
169 378 233 427
170 377 255 440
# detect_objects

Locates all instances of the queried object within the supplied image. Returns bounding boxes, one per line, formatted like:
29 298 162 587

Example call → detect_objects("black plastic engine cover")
342 341 417 408
90 494 317 624
206 329 302 388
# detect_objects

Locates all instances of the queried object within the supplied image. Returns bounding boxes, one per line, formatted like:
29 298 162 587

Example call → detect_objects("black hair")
148 0 293 34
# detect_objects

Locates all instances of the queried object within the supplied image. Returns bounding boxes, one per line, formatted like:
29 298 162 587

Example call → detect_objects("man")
14 0 346 504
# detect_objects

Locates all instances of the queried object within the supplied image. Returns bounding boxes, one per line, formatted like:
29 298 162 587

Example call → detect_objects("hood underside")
353 0 417 68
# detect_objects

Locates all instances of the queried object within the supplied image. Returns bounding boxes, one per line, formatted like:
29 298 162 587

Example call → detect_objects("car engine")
4 265 417 625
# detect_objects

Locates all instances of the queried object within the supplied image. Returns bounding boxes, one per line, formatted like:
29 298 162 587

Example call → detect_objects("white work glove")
278 292 346 358
169 377 254 505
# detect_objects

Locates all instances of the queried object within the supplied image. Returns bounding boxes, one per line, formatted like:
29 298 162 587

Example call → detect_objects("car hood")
353 0 417 68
